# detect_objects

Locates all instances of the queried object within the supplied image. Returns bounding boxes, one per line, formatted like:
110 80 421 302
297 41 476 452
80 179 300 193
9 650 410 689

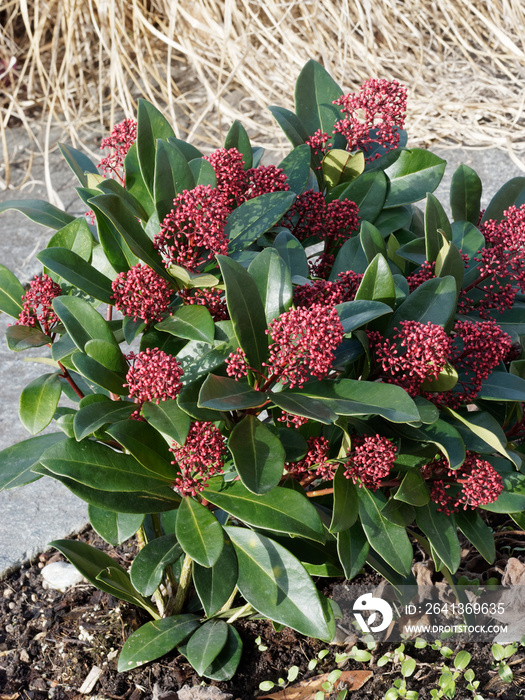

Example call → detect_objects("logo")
353 592 393 633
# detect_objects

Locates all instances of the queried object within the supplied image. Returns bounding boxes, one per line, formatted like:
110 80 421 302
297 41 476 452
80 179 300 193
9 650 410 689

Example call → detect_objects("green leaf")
387 276 457 333
445 408 517 465
58 143 99 186
73 399 136 440
51 539 156 614
19 373 62 435
331 171 387 223
136 99 175 196
217 255 267 372
359 221 387 263
189 158 217 187
154 139 195 221
92 206 139 274
226 191 296 255
176 497 224 567
413 396 439 425
141 399 190 446
52 296 117 351
96 178 150 223
482 177 525 223
270 391 337 425
336 299 393 333
435 238 464 294
117 615 200 671
330 236 369 278
451 221 485 259
278 144 311 194
294 59 343 136
5 325 52 351
416 502 461 572
394 471 430 506
268 105 309 148
225 121 252 169
355 253 396 307
37 248 113 303
398 420 466 470
71 352 128 395
289 379 420 423
106 420 175 479
226 526 332 640
455 510 495 563
357 488 413 575
202 625 243 681
0 264 25 318
186 620 229 676
89 193 168 279
199 375 267 411
248 248 292 324
323 150 365 190
450 165 482 224
194 535 238 616
205 478 326 543
130 534 183 596
156 305 214 344
47 217 93 261
337 521 369 580
481 470 525 513
425 193 452 263
478 371 525 401
330 465 358 532
274 230 309 278
0 433 65 490
229 415 285 494
88 505 144 545
374 148 446 208
85 338 128 373
167 137 203 161
0 199 75 229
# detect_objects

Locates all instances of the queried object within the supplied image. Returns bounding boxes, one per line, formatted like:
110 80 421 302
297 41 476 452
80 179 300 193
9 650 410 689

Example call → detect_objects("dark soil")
1 524 524 700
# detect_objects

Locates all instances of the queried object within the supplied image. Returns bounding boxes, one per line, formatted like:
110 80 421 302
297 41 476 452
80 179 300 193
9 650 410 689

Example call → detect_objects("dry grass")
2 0 525 189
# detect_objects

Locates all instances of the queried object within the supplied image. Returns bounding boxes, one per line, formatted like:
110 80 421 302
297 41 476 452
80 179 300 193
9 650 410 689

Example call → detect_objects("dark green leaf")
387 276 457 333
58 143 99 186
451 221 485 259
355 253 396 307
445 407 517 465
336 299 393 333
359 221 387 263
154 139 195 221
373 206 412 236
0 433 64 490
416 502 461 572
330 464 358 533
269 391 337 425
248 248 292 324
93 207 138 274
413 396 439 425
394 471 430 506
229 415 285 494
188 158 217 187
130 534 183 596
425 193 452 263
71 352 128 395
0 199 75 229
186 620 229 676
199 375 267 411
450 164 482 224
268 105 309 148
482 177 525 223
141 399 190 446
226 526 332 640
273 229 309 278
5 325 51 351
136 99 175 196
117 615 200 671
194 536 238 616
0 265 25 318
88 505 144 545
330 236 369 278
52 296 117 351
106 420 176 479
19 373 62 435
398 420 466 470
96 178 150 222
294 59 343 136
357 488 413 575
435 239 465 294
374 148 446 208
202 625 243 681
47 217 93 262
331 170 387 223
156 305 214 344
37 248 113 303
337 521 369 580
73 400 136 440
205 478 326 543
226 191 296 255
478 371 525 401
278 144 311 194
175 497 224 567
84 339 128 373
455 510 495 563
167 137 203 161
225 121 252 170
482 471 525 513
217 255 268 372
177 339 237 387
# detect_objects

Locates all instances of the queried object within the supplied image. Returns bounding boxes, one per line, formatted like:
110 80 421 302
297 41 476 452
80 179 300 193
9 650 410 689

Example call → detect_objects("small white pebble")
41 562 85 592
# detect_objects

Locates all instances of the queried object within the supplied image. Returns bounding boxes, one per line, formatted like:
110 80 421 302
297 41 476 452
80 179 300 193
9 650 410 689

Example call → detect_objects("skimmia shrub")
1 60 525 680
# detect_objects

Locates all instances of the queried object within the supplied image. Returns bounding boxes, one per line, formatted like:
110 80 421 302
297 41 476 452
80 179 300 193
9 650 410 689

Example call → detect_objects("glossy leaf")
59 143 99 186
330 465 358 533
136 99 175 196
84 339 128 373
323 150 365 189
225 120 252 169
130 534 183 596
186 620 229 676
416 502 461 572
71 352 128 395
226 191 296 255
189 157 217 187
0 199 75 229
106 420 175 479
52 296 117 351
141 398 190 446
202 625 243 681
278 144 311 194
387 276 457 333
455 510 495 563
482 470 525 513
229 415 285 494
154 139 195 220
88 505 143 545
359 221 387 263
375 148 446 208
268 105 309 148
5 325 51 351
167 137 203 161
425 193 452 263
19 373 62 435
354 253 396 307
0 433 64 490
0 264 26 318
394 471 430 506
194 535 238 616
248 248 292 324
73 399 136 440
175 497 224 567
398 420 465 470
336 300 393 333
199 374 267 411
450 164 482 224
270 391 337 425
273 230 309 278
478 371 525 401
97 178 150 222
481 177 525 223
47 217 93 260
451 221 485 259
435 238 464 294
156 305 215 344
330 236 369 278
205 478 326 543
294 59 343 136
117 615 200 671
445 408 517 465
226 526 332 640
37 248 113 303
337 521 369 580
332 170 387 223
217 255 268 372
357 488 413 575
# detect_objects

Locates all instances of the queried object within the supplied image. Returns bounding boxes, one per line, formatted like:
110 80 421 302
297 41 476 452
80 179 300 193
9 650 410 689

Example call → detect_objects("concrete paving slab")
0 139 524 578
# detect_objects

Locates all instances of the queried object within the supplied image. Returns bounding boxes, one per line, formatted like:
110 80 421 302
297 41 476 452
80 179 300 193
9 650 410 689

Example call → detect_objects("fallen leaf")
258 670 373 699
502 557 525 585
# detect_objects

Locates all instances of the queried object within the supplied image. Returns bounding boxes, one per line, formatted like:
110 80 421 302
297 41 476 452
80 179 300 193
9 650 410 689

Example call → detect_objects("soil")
1 523 524 700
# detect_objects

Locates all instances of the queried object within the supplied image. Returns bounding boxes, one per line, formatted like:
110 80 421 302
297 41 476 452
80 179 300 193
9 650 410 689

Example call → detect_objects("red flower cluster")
203 147 246 206
407 261 436 292
430 319 511 408
294 270 363 308
368 321 452 397
281 190 359 248
286 436 332 479
154 185 230 271
305 130 333 160
421 452 503 514
178 287 229 322
125 348 183 406
17 274 62 335
111 264 173 323
171 421 226 496
226 347 249 380
243 165 290 200
344 434 397 489
333 79 407 161
98 118 137 181
265 304 344 388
